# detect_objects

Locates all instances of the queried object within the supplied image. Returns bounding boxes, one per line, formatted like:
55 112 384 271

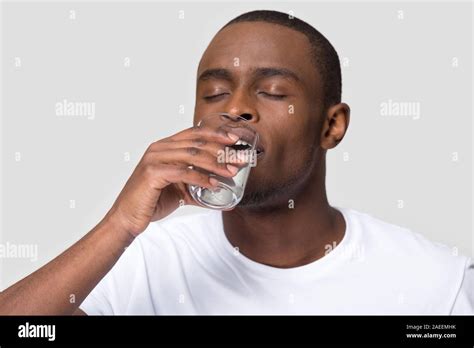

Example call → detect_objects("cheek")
273 124 316 164
261 100 293 116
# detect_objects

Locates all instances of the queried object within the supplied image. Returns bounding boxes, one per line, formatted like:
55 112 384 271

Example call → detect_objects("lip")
241 136 265 158
230 140 265 157
225 125 266 159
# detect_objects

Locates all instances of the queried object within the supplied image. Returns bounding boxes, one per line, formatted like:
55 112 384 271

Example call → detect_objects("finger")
169 124 240 145
147 148 240 178
150 163 219 190
153 138 248 166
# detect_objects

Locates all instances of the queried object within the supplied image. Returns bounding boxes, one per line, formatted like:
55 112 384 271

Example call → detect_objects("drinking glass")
187 112 259 210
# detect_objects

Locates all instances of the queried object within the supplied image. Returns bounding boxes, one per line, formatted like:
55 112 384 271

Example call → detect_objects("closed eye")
203 93 229 101
258 92 287 100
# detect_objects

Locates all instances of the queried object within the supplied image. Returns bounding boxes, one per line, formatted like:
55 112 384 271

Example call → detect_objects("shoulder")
342 207 471 311
344 207 463 264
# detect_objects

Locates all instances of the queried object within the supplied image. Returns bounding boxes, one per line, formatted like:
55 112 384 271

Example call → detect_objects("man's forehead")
198 45 301 73
198 22 317 82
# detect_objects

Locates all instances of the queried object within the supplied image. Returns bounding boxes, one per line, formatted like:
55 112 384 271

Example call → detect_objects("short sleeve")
450 258 474 314
79 237 145 315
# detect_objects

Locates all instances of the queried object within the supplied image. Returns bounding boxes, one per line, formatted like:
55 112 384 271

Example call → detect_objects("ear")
320 103 350 150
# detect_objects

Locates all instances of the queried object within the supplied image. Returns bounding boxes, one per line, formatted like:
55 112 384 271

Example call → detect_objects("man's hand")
107 125 242 237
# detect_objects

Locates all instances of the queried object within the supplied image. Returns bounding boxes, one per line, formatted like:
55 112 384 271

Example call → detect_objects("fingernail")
226 164 239 175
227 133 239 141
209 177 219 186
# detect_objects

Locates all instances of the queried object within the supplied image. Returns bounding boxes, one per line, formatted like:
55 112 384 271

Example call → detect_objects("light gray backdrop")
1 1 473 290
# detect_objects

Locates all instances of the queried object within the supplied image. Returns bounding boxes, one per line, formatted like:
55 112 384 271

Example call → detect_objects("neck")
222 164 345 268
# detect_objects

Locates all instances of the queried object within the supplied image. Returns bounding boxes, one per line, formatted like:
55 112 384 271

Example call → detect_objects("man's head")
222 10 342 111
194 10 350 209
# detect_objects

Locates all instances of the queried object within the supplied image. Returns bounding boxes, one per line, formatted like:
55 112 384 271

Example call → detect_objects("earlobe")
320 103 350 150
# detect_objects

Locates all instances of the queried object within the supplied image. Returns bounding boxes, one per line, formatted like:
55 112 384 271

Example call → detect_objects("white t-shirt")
80 207 474 315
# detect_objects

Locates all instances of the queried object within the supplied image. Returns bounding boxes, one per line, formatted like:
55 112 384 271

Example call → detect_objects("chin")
237 187 289 211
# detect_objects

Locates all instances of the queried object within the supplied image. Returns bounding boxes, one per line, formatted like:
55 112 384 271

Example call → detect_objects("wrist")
99 207 136 246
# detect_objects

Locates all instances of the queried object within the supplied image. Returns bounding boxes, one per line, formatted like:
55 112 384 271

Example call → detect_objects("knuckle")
192 138 207 147
146 142 156 152
147 139 165 152
186 147 200 156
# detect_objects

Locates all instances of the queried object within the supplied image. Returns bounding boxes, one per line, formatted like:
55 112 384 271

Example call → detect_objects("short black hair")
221 10 342 110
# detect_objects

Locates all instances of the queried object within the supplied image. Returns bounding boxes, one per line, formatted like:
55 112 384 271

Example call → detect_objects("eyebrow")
252 67 301 83
198 68 233 82
198 67 301 83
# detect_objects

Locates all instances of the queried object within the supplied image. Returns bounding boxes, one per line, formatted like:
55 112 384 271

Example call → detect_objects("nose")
227 109 259 123
226 90 259 123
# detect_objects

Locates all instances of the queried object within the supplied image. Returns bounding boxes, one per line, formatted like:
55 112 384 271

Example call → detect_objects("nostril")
239 113 252 121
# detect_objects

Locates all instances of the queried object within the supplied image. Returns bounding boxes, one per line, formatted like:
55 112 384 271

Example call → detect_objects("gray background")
1 1 472 290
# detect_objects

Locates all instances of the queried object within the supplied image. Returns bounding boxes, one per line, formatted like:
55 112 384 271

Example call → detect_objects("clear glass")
187 112 259 210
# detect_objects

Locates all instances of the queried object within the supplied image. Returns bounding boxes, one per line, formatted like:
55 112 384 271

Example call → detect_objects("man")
0 10 472 315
